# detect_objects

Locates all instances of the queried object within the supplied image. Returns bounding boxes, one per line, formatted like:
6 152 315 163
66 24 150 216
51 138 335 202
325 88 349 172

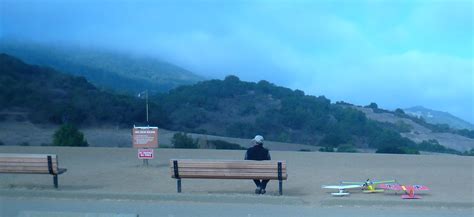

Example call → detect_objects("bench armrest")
57 168 67 175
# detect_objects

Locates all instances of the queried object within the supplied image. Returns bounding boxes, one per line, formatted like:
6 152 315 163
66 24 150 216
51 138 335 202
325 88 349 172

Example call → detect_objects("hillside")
404 106 474 130
0 41 203 94
354 107 474 152
153 76 428 152
0 53 168 126
2 55 472 154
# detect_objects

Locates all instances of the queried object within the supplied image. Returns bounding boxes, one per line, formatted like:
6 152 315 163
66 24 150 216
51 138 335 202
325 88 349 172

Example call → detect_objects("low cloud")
1 0 472 122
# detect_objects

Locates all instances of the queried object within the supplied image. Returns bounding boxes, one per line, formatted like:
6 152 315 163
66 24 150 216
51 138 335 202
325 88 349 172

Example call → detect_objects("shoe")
260 189 266 195
255 188 261 194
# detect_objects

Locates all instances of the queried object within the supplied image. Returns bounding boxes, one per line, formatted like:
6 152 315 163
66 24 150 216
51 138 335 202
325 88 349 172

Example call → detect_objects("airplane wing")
322 185 361 190
340 181 364 185
378 184 402 190
372 180 396 184
412 185 429 191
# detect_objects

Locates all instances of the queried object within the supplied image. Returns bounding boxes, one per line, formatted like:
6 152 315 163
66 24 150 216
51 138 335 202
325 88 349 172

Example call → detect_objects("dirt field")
0 121 320 151
0 146 472 210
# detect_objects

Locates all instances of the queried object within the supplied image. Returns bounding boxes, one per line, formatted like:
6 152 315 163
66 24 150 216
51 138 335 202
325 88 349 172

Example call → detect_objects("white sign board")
132 126 158 148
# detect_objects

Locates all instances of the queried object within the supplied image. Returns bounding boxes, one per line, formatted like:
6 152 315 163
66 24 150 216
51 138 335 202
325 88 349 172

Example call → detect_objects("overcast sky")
1 0 473 123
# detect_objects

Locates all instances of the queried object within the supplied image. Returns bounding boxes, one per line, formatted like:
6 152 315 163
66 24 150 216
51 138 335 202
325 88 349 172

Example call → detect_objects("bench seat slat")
171 160 286 165
0 166 55 171
0 171 51 174
173 162 286 166
174 168 286 173
170 165 284 170
0 162 58 167
0 154 58 158
0 169 50 173
173 173 287 180
0 158 57 163
172 159 284 163
173 174 287 179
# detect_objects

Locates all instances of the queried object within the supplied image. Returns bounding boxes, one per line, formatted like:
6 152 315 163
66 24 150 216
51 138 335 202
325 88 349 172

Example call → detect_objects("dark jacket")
245 144 271 161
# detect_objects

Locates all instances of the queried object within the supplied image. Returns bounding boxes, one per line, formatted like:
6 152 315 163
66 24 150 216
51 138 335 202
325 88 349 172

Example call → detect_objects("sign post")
132 126 158 167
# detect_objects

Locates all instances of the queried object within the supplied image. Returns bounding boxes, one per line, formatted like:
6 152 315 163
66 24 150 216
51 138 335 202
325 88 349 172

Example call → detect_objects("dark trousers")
253 179 269 189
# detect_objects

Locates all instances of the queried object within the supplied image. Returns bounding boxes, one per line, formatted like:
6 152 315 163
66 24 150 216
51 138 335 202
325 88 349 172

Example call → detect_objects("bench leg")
279 180 282 195
177 179 182 193
53 175 58 189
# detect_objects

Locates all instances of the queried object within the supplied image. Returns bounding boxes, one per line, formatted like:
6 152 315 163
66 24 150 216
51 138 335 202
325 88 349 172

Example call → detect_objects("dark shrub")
53 124 88 147
172 132 198 149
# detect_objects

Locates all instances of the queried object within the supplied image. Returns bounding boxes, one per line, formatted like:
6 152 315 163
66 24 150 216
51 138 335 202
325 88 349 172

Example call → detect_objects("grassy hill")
153 75 425 152
2 54 471 154
404 106 474 130
0 41 203 94
354 106 474 152
0 53 168 127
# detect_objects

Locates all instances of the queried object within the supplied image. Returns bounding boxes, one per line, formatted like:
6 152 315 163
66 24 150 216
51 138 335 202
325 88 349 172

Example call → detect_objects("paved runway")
1 197 472 217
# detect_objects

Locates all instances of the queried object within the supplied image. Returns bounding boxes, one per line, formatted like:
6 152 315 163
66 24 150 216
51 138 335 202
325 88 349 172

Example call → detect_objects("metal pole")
142 148 149 167
278 162 282 195
146 90 149 123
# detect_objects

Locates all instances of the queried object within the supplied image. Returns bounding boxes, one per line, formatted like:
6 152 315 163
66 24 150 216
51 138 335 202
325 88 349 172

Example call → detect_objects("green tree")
376 147 406 154
53 124 88 147
463 148 474 156
337 144 358 153
366 102 378 109
208 140 245 150
395 108 405 114
172 132 198 149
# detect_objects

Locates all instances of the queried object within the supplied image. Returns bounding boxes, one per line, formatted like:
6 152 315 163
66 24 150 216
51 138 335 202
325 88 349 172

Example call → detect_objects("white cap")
253 135 264 144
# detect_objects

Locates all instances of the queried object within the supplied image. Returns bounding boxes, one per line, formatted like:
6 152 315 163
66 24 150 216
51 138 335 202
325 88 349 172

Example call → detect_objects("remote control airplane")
321 184 361 196
379 184 430 199
341 179 396 193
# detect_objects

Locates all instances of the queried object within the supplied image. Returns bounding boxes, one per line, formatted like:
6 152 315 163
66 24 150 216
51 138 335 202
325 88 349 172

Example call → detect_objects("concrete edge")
0 189 305 206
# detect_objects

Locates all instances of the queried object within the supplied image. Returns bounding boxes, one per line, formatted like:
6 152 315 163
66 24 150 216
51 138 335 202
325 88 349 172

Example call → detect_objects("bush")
365 102 378 109
319 133 349 147
172 132 198 149
400 147 420 155
394 121 413 133
159 144 172 149
416 139 461 155
18 142 30 146
337 144 358 153
394 108 405 115
319 147 335 152
376 147 406 154
376 146 420 155
463 148 474 156
53 124 88 147
208 140 245 150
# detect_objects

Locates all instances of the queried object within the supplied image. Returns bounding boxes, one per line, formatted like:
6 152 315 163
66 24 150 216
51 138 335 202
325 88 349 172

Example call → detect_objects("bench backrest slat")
170 159 288 180
0 154 59 174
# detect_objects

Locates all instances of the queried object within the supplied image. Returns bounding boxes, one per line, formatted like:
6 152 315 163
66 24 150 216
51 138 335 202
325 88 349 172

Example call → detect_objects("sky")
1 0 473 123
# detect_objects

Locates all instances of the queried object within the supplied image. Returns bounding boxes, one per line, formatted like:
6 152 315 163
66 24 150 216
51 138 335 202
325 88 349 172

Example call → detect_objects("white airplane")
321 184 361 196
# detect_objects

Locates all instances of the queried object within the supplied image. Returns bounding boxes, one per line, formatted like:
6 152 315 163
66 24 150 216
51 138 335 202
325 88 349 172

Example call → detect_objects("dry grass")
0 146 472 208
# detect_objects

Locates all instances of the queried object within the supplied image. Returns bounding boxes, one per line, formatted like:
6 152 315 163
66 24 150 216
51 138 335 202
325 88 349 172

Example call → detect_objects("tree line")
2 54 472 155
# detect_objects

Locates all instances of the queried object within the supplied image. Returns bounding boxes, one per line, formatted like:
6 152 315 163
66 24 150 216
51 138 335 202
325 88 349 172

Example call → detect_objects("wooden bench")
0 153 67 188
170 159 287 195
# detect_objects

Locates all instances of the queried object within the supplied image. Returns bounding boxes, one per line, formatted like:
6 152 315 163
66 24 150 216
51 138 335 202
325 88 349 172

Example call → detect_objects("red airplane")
379 184 430 199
